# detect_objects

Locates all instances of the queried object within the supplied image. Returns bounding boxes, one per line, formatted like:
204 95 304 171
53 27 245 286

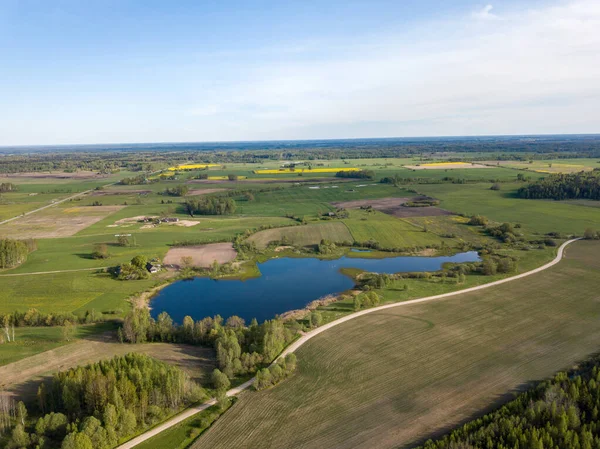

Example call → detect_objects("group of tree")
118 174 155 185
485 222 523 244
120 309 295 380
0 308 104 329
420 355 600 449
335 169 375 179
112 255 149 280
184 197 236 216
0 238 36 269
0 182 17 192
1 353 205 449
163 184 189 196
481 256 518 275
518 171 600 200
353 291 381 311
254 354 297 390
584 229 600 240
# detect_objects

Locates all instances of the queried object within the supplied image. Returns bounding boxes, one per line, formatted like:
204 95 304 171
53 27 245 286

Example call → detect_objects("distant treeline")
420 354 600 449
2 136 600 173
335 169 375 179
518 171 600 200
0 238 36 269
184 197 236 215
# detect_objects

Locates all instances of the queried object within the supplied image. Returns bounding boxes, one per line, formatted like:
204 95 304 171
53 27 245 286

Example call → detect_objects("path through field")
117 239 584 449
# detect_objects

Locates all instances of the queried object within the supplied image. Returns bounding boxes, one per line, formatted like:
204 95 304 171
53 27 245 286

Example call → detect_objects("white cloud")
181 0 600 140
471 4 499 20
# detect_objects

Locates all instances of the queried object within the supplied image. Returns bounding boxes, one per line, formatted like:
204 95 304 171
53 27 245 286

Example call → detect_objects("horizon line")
2 132 600 150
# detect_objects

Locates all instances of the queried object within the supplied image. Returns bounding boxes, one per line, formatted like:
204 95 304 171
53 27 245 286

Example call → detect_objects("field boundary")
115 238 579 449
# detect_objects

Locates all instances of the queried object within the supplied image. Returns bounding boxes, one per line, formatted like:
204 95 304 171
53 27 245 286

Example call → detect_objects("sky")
0 0 599 145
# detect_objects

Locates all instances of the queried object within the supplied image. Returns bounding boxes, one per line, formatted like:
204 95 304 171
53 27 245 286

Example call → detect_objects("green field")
247 222 353 249
416 183 600 234
0 322 116 366
193 241 600 449
135 404 227 449
342 209 448 248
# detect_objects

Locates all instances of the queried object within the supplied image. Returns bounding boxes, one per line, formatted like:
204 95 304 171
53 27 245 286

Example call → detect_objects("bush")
468 215 489 226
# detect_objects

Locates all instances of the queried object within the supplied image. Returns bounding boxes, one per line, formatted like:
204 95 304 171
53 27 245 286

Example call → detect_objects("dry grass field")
247 222 353 249
194 241 600 449
163 242 238 268
0 205 124 238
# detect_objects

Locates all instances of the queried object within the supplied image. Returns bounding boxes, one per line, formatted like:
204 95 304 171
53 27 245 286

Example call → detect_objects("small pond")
150 251 480 324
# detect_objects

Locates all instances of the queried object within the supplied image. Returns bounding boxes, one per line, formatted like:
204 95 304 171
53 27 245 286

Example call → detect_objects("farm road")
0 267 108 277
115 238 579 449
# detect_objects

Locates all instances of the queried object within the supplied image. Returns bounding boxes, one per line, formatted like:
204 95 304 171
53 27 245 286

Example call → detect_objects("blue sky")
0 0 598 145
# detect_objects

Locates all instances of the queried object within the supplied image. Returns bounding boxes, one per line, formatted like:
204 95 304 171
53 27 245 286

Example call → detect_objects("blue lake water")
150 252 480 324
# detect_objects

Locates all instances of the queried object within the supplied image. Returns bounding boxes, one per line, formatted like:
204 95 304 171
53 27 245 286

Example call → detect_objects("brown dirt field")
404 163 491 170
331 197 452 218
187 188 229 195
0 334 215 401
163 242 237 268
0 205 124 238
0 171 109 179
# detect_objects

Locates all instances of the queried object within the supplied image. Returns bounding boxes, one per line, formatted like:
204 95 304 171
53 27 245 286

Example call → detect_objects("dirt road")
115 238 579 449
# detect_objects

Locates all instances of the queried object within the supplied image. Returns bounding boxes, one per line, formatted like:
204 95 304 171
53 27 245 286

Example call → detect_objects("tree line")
184 197 236 216
120 309 295 381
2 353 205 449
419 354 600 449
0 238 36 269
518 172 600 200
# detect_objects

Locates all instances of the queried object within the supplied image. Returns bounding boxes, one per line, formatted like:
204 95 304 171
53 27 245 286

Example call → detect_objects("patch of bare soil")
405 163 491 170
0 171 109 179
163 242 237 268
0 206 124 238
332 197 453 218
187 188 229 196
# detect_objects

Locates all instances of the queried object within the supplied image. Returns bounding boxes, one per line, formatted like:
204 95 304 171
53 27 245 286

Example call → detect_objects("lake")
150 251 480 324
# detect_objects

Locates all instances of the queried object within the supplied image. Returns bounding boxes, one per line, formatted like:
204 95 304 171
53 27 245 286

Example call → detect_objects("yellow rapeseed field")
167 164 221 171
253 167 360 174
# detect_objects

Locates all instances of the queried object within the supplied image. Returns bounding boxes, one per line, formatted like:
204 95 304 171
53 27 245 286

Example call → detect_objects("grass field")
342 210 448 248
416 183 600 235
238 184 410 216
193 241 600 449
0 322 116 366
247 222 353 249
135 404 226 449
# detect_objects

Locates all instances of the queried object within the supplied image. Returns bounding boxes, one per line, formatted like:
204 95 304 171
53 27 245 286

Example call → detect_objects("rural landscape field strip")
117 239 578 448
193 240 600 449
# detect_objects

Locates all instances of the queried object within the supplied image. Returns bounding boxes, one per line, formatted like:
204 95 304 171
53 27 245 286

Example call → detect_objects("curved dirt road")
116 238 579 449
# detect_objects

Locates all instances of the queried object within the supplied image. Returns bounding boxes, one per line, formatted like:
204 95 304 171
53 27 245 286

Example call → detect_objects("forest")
420 355 600 449
518 171 600 200
2 353 205 449
184 197 237 216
